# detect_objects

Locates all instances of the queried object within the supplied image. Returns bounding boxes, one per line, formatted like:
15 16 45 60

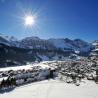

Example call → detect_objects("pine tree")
0 79 6 88
10 78 16 86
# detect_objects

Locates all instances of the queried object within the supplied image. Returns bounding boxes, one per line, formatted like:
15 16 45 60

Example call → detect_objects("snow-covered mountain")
0 34 97 67
18 36 93 53
92 40 98 50
90 40 98 56
0 34 95 53
0 34 18 46
48 38 92 52
20 36 55 49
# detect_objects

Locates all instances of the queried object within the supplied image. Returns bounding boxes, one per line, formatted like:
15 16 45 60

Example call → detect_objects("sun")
25 15 35 26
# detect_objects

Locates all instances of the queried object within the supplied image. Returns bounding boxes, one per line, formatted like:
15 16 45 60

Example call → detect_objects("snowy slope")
48 38 92 52
0 34 18 46
48 38 72 49
0 34 18 42
90 40 98 55
0 79 98 98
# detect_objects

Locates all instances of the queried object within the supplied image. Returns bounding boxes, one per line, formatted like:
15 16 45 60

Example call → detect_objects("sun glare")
25 15 35 26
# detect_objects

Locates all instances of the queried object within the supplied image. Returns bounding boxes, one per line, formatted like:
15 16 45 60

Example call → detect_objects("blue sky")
0 0 98 41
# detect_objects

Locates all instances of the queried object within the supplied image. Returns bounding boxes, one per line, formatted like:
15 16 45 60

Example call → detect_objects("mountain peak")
22 36 40 41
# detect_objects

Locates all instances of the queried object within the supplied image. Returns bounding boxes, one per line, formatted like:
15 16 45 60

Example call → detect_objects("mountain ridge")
0 34 97 67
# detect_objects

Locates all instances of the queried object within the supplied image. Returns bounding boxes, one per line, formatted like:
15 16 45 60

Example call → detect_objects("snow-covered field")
0 61 58 72
0 61 55 72
0 79 98 98
0 65 33 72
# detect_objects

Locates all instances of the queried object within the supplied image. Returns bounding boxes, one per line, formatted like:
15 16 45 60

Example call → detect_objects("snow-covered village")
0 0 98 98
0 57 98 98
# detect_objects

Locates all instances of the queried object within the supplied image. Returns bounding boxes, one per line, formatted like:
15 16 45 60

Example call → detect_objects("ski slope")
0 79 98 98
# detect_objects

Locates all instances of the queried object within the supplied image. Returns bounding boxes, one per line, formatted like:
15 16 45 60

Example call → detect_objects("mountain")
20 37 93 52
0 34 93 52
48 38 92 52
0 34 97 67
20 36 55 50
0 34 18 46
90 40 98 56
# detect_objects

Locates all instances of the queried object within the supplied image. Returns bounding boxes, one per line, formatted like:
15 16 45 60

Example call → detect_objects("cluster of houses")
55 59 98 85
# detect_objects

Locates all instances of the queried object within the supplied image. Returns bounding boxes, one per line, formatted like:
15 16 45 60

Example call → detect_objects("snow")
38 55 49 61
95 48 98 51
0 65 33 72
93 48 98 51
33 61 50 69
48 38 93 53
0 61 55 72
22 36 40 41
0 77 7 82
48 39 73 49
16 79 24 85
0 34 93 53
0 61 98 98
0 34 17 42
0 79 98 98
92 42 98 46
